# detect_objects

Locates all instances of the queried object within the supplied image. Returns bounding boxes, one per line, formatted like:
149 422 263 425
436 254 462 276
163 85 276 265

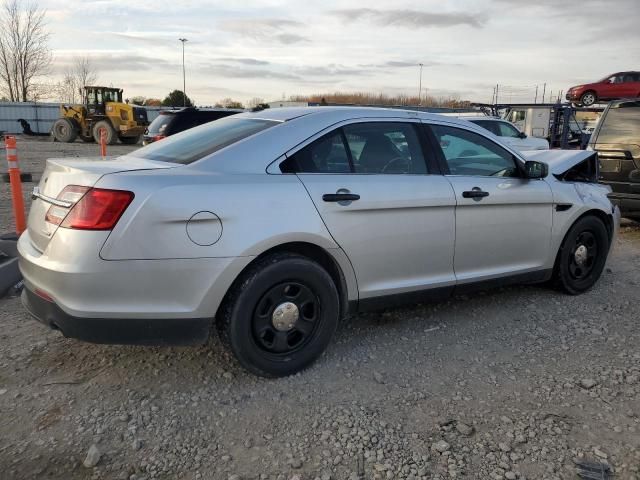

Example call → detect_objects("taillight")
45 186 90 225
152 135 166 142
45 186 134 230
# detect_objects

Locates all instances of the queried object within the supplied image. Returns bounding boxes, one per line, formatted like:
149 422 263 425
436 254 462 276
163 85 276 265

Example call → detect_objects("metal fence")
0 102 162 135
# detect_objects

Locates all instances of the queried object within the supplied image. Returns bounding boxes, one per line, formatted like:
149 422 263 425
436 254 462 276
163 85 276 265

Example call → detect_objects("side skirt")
353 269 553 313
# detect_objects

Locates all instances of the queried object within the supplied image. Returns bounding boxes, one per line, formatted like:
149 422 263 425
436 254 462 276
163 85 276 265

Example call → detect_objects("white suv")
466 117 549 151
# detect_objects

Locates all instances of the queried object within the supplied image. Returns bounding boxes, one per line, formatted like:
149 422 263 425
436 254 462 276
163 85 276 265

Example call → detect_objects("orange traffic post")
4 135 27 235
100 128 107 159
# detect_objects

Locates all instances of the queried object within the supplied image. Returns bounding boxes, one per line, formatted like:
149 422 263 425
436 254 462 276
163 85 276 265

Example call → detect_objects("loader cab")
84 86 123 116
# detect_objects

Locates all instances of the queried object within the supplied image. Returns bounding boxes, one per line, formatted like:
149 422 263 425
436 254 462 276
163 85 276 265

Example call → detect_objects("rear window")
131 117 279 164
594 106 640 144
147 113 175 134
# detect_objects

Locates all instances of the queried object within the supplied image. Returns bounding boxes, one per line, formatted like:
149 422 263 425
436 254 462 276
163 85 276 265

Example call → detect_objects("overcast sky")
41 0 640 105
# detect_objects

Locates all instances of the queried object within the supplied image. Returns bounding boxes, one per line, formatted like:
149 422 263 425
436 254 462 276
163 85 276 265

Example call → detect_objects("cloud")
216 57 270 66
218 18 309 44
52 52 176 74
329 8 486 29
201 63 301 81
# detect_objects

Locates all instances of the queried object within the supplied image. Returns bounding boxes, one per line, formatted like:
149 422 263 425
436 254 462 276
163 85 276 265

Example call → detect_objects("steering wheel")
381 156 411 174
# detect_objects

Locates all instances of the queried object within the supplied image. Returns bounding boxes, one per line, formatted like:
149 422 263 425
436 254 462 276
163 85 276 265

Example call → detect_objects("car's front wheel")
217 253 340 377
580 91 597 106
554 216 609 295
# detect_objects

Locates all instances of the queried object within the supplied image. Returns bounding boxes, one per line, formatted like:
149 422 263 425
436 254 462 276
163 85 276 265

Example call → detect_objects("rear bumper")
22 287 210 345
18 229 251 322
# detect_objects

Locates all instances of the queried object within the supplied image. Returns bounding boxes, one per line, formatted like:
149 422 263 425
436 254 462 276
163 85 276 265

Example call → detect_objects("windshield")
131 117 279 164
594 106 640 144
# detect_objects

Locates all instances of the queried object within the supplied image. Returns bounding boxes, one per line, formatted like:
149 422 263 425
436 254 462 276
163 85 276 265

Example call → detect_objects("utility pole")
179 38 188 107
495 84 499 104
541 83 546 103
534 85 538 104
418 63 424 105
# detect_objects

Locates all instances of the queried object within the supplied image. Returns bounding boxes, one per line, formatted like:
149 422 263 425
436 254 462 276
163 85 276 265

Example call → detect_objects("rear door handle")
322 193 360 202
462 189 489 199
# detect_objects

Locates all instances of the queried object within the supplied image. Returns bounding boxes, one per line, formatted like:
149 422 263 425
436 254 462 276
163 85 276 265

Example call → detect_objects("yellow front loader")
52 86 149 145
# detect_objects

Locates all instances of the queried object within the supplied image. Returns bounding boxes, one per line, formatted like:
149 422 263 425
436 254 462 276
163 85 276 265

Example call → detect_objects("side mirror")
518 131 527 139
524 160 548 179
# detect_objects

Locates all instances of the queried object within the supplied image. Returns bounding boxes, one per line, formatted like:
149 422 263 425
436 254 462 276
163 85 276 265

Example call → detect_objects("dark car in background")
142 107 243 145
590 99 640 219
566 72 640 106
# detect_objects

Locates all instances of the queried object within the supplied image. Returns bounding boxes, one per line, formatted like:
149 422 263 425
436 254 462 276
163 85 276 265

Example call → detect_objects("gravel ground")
1 138 639 480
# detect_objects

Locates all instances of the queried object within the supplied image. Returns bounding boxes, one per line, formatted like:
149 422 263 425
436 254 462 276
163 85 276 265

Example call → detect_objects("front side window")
497 122 522 138
431 125 520 177
281 122 428 174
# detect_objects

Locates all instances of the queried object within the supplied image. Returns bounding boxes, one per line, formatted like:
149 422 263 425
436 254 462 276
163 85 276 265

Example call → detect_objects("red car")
566 71 640 106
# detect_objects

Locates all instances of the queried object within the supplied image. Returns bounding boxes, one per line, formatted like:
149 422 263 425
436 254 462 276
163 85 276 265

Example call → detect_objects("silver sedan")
19 107 620 376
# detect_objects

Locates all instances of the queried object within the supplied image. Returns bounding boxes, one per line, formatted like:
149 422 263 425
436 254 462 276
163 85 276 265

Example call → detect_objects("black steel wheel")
252 282 320 356
554 216 609 294
217 253 340 377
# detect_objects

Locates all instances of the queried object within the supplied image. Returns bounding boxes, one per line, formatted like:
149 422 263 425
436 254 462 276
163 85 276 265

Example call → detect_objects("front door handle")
462 188 489 199
322 193 360 202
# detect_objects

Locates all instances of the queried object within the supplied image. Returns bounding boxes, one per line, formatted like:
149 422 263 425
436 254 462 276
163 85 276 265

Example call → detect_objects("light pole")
418 63 424 106
179 38 188 106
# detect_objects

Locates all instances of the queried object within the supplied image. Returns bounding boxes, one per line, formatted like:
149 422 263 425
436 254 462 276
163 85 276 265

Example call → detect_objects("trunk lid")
27 155 175 252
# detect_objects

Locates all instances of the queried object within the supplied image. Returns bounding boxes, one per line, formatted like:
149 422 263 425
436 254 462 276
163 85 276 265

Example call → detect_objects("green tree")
162 90 193 107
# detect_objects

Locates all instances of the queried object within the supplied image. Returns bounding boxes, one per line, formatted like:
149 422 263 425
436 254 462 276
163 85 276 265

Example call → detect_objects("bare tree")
0 0 51 102
60 56 98 103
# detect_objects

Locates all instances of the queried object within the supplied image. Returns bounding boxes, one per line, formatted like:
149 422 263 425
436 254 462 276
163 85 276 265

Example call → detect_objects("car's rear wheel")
580 91 597 106
217 253 340 377
554 216 609 294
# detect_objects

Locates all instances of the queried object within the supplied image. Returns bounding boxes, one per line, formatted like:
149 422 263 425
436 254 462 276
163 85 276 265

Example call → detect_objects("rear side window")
344 123 427 174
281 122 428 174
148 114 174 134
131 117 278 164
282 131 351 173
594 106 640 144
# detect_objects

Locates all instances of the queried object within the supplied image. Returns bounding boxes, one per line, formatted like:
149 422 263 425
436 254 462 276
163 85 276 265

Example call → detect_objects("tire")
52 118 78 143
580 91 597 107
217 253 340 377
554 216 609 295
119 135 141 145
93 120 118 145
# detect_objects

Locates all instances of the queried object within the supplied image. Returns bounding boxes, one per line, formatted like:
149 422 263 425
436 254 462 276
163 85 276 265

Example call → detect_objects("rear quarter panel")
98 170 339 260
96 169 360 309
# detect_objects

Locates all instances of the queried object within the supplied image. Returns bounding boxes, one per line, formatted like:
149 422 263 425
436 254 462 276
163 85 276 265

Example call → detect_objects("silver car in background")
19 107 620 376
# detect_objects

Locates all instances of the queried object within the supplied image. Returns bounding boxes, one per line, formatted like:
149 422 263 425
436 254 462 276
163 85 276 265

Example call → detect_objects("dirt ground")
0 138 639 480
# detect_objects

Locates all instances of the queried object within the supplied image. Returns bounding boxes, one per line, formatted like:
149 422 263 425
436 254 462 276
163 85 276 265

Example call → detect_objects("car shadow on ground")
14 281 561 390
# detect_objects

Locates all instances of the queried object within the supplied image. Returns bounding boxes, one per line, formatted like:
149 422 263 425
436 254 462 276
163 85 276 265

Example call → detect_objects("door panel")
446 176 553 281
427 122 554 282
298 174 456 297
